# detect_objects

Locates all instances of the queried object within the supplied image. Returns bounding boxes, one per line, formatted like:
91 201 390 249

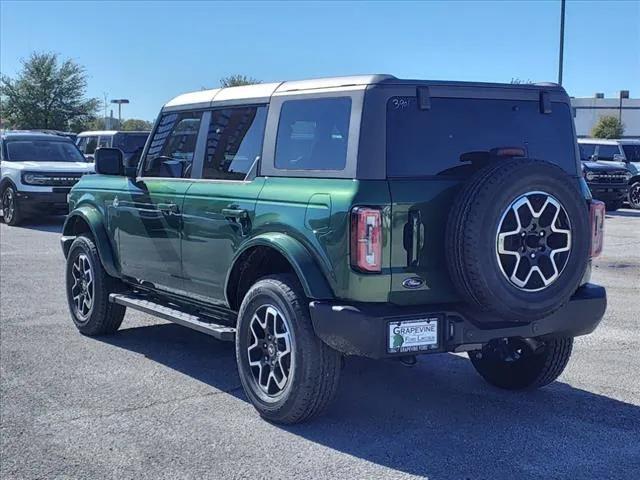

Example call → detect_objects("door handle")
404 210 424 267
222 208 248 219
158 203 179 214
222 207 250 235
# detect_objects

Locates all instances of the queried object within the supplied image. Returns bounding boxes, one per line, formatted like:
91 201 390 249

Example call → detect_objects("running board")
109 293 235 341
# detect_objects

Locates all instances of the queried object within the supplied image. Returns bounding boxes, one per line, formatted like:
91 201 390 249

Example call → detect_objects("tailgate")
388 179 462 305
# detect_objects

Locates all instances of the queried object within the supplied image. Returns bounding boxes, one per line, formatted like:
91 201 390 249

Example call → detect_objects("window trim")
191 103 269 183
260 90 364 179
137 109 210 181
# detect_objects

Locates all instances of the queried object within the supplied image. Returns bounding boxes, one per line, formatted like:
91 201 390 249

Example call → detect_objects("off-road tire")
469 337 573 390
235 274 342 424
1 185 23 226
446 158 590 322
65 235 125 335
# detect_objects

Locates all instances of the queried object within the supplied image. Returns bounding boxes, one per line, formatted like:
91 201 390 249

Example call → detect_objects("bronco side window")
142 111 203 178
202 106 267 180
274 97 351 171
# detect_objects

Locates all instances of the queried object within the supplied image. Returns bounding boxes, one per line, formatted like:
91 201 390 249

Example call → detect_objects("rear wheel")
65 235 125 335
2 186 23 226
469 337 573 390
235 274 342 424
628 182 640 210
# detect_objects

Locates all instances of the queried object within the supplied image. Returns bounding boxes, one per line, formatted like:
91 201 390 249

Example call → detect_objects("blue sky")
1 0 638 121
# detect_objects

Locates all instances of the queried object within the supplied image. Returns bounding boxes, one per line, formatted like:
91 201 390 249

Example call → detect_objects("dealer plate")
388 317 439 354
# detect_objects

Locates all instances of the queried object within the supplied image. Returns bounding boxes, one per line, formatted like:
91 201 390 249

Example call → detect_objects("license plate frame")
387 316 440 354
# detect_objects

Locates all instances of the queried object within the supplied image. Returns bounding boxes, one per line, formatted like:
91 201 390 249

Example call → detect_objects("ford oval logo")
402 277 424 289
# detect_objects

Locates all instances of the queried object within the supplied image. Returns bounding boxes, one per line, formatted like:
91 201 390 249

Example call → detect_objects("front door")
181 105 268 304
116 110 205 292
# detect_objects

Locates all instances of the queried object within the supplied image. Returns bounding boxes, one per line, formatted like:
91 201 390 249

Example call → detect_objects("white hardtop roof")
578 138 640 145
163 74 395 111
77 130 149 136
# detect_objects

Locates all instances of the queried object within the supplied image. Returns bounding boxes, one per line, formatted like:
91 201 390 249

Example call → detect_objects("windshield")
622 144 640 162
6 139 86 162
115 133 149 153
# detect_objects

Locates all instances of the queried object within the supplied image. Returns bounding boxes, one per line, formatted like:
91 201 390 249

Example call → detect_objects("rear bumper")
310 283 606 359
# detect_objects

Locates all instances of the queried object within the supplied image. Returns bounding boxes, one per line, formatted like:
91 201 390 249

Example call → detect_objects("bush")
591 115 625 139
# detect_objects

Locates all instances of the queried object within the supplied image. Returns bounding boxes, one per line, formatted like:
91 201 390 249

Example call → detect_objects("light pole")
619 90 629 124
558 0 566 85
110 99 130 128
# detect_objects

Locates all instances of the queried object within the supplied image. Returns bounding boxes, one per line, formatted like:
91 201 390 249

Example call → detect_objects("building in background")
571 93 639 138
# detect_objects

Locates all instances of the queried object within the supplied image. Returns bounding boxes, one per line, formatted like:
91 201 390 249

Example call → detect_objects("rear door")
385 92 578 305
181 105 268 304
115 111 205 292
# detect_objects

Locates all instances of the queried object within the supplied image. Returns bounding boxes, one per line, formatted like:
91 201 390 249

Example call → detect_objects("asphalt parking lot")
1 210 639 480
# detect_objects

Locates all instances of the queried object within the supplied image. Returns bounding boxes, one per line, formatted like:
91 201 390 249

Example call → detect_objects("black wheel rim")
3 189 15 223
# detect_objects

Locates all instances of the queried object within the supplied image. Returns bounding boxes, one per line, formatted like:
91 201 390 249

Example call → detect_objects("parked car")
61 76 607 424
578 139 640 209
1 132 94 226
76 130 149 166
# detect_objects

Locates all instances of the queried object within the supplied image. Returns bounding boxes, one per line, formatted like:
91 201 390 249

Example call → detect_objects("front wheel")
65 235 126 336
628 182 640 210
235 274 342 424
469 337 573 390
2 186 23 226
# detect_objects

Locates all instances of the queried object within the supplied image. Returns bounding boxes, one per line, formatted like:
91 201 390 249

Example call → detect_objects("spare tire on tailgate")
446 158 590 322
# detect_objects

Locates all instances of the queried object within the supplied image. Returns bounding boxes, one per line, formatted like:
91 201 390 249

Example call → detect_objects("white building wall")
571 97 640 138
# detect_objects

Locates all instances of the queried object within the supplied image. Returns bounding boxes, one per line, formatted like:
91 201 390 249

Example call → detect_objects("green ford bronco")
61 75 607 423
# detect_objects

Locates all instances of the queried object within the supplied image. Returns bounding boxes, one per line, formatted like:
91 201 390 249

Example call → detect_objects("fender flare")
225 232 334 305
61 206 121 278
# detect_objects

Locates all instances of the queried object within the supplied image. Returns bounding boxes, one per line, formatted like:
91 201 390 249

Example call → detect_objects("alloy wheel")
71 253 94 319
629 183 640 209
496 191 572 292
247 304 294 399
2 188 15 223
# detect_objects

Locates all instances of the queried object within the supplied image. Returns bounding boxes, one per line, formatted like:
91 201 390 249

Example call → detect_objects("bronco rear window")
386 97 577 177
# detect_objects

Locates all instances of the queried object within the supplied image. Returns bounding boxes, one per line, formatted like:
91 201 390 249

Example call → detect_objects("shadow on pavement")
2 215 66 233
606 209 640 219
99 322 640 479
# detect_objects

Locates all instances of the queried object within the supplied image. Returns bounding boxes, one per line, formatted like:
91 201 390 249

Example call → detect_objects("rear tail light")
589 200 605 258
351 207 382 273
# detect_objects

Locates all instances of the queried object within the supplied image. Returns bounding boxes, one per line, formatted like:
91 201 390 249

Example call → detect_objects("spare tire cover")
446 158 590 322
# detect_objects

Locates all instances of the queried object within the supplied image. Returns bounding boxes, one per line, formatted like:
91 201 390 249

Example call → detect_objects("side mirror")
613 153 627 162
95 148 124 175
590 154 598 161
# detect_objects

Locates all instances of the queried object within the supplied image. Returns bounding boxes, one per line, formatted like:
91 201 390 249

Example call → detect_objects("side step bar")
109 293 235 341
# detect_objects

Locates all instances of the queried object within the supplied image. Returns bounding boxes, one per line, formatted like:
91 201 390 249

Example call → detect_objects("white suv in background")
1 132 94 226
578 138 640 209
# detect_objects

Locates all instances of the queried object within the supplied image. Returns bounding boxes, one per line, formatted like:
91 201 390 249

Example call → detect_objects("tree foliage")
219 74 261 87
0 52 99 131
120 118 153 131
591 115 625 139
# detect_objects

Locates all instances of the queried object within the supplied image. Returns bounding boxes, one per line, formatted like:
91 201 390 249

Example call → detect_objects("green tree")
120 118 153 131
0 52 99 131
591 115 625 139
219 74 261 87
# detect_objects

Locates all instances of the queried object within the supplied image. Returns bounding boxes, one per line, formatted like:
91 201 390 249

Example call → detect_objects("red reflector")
589 200 605 258
351 207 382 273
